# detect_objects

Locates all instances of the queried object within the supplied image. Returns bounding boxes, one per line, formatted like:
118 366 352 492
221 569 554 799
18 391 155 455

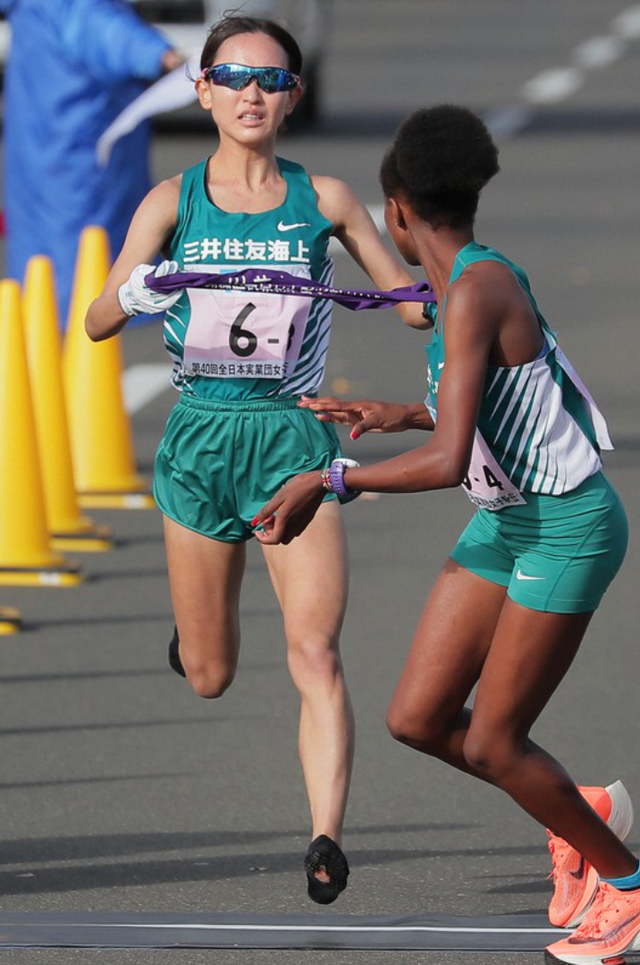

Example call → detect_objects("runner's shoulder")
136 175 182 231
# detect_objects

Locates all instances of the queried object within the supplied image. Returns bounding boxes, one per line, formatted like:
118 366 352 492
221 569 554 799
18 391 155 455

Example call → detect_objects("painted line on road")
613 4 640 37
122 363 172 414
487 3 640 135
520 66 583 105
71 921 560 934
573 35 627 69
0 911 566 950
482 105 534 140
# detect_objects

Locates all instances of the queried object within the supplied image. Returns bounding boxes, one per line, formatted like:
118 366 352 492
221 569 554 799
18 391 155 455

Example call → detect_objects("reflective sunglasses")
202 63 301 94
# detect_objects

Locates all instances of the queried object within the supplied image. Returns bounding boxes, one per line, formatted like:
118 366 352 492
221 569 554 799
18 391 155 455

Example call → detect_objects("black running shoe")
304 835 349 904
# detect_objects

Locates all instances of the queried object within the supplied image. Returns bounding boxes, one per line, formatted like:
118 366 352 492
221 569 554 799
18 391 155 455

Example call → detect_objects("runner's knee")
187 665 236 699
462 728 518 781
386 704 449 757
287 632 343 692
183 656 237 699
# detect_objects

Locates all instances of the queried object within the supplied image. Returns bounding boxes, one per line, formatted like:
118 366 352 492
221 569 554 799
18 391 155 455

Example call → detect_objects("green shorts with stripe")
450 472 628 613
154 394 341 542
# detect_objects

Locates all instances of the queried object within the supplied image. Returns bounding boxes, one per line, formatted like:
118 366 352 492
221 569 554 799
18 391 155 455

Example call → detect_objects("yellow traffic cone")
0 605 22 635
63 226 154 509
23 256 113 551
0 280 81 586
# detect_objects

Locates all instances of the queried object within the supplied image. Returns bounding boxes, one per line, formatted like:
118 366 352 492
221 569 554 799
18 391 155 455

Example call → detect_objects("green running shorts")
154 394 341 542
450 472 628 613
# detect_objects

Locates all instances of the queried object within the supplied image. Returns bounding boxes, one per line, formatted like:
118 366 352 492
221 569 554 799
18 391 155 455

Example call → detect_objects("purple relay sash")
145 267 436 310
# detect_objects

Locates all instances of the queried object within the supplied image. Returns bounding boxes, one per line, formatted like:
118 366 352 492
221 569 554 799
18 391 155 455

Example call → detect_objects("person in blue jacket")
0 0 182 325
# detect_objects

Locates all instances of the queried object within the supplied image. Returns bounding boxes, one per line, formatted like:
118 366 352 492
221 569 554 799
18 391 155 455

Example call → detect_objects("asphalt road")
1 2 640 963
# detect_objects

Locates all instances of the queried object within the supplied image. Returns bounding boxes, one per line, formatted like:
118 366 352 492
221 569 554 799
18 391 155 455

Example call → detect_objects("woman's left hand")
252 472 326 545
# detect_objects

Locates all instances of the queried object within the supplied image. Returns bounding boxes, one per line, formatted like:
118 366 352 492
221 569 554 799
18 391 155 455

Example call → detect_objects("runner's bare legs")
163 517 246 696
387 559 637 877
164 503 355 851
263 500 355 847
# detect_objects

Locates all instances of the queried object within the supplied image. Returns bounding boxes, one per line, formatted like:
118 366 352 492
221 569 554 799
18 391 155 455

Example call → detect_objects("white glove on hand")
117 260 183 316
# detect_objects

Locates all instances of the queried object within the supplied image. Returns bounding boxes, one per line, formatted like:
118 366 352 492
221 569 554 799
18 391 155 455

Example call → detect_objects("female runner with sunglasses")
251 105 640 964
85 15 426 904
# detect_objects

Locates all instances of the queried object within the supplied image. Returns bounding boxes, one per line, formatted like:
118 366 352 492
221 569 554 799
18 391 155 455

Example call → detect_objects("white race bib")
461 431 526 511
183 282 312 380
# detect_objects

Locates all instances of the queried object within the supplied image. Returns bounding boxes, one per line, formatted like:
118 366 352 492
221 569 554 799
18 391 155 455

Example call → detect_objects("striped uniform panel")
163 298 189 392
479 348 601 495
277 257 335 397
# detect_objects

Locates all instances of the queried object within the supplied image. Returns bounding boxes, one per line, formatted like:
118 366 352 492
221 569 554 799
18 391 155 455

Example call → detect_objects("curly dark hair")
380 105 500 229
200 13 302 75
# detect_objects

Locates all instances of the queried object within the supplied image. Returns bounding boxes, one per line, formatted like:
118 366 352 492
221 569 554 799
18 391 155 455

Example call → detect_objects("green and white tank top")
163 156 334 400
424 242 612 510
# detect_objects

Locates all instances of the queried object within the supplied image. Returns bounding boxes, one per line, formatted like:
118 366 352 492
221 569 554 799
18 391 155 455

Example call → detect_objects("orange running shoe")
545 880 640 965
547 781 634 929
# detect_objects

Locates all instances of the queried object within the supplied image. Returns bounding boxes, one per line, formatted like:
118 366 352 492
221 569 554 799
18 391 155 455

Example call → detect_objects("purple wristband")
329 459 351 498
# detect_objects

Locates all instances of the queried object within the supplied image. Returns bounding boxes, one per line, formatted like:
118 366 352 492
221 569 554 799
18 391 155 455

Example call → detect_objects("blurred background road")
0 2 639 963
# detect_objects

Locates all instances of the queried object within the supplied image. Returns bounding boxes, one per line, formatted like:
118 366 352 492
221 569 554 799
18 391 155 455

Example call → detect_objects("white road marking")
0 911 567 951
483 105 534 139
573 35 627 69
88 922 561 934
481 5 640 137
122 364 172 414
613 4 640 38
521 66 583 104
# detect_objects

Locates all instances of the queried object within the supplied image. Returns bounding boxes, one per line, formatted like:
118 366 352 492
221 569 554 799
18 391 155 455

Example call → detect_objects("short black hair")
200 13 302 75
380 105 500 228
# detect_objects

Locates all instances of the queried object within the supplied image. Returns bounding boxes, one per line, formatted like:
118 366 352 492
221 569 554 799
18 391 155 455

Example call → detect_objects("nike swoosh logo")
437 361 445 369
277 220 310 232
516 569 545 581
598 910 640 943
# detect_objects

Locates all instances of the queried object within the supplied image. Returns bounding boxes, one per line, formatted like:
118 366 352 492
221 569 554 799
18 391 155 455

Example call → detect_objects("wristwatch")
321 458 360 504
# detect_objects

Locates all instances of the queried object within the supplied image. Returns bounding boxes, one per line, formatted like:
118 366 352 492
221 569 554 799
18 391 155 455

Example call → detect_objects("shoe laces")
571 884 627 940
547 830 577 880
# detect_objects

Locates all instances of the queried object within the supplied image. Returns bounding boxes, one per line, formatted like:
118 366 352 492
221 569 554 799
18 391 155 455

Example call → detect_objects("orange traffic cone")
63 226 154 509
23 256 113 551
0 280 81 586
0 605 22 635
